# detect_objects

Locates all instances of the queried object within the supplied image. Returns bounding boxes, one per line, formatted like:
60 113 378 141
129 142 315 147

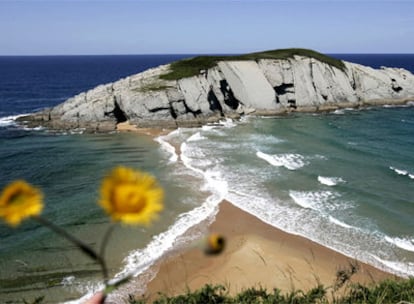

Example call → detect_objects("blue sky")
0 0 413 55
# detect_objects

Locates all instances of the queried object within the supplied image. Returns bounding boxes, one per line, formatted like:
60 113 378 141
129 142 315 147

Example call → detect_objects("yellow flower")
99 166 164 225
0 180 44 227
203 233 226 255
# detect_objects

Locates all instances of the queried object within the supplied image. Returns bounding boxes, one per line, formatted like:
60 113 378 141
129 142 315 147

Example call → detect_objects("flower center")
113 184 146 213
8 192 25 206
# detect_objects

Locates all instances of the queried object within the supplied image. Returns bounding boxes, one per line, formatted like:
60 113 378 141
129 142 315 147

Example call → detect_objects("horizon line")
1 52 414 57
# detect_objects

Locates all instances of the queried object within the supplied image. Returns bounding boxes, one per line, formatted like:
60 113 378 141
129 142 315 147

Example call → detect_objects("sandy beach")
114 125 399 302
116 121 172 136
139 200 397 301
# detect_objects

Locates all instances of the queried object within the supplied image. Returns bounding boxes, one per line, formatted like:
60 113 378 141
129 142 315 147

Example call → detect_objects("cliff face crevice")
19 56 414 131
105 97 128 124
219 79 240 110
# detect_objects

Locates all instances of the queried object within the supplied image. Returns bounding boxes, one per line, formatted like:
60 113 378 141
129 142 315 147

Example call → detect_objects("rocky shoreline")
17 53 414 132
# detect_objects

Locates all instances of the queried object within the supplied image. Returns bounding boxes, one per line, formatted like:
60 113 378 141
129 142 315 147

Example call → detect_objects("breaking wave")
289 190 349 212
389 166 414 179
0 114 24 127
256 151 308 170
328 216 354 229
318 176 345 186
385 236 414 252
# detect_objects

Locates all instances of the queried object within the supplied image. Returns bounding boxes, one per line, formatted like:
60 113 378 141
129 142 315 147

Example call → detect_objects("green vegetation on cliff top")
160 48 346 80
131 278 414 304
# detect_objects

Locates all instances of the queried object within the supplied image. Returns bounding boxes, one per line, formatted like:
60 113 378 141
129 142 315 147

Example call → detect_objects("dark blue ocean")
0 54 413 303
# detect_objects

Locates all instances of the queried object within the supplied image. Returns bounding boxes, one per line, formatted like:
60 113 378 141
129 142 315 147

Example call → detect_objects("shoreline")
17 97 414 132
110 107 410 300
111 110 408 302
113 117 403 302
108 98 414 130
136 200 397 302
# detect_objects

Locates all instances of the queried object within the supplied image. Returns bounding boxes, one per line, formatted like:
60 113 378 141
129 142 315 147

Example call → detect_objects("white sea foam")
390 166 408 175
328 216 353 229
289 191 316 210
109 154 227 301
29 126 45 131
256 151 307 170
165 128 181 138
155 135 178 163
333 109 345 115
181 142 207 175
201 118 236 131
333 107 355 114
385 236 414 252
0 114 49 132
181 140 228 200
389 166 414 179
68 128 84 135
219 117 237 128
318 176 345 186
372 256 414 277
289 190 349 212
187 132 206 142
384 102 414 108
114 199 220 279
201 125 216 131
64 279 104 304
0 114 25 127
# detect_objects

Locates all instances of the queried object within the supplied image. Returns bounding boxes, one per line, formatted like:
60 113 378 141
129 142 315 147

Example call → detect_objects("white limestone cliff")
21 56 414 131
218 61 276 110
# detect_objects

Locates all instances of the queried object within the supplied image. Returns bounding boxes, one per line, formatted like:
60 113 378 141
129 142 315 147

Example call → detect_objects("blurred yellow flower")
99 166 164 225
204 233 226 255
0 180 44 227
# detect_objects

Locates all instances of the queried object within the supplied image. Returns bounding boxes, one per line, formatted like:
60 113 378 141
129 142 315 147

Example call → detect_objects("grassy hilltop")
160 48 346 80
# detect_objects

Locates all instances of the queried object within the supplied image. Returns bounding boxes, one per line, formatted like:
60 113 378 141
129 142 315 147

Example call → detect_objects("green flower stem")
33 215 109 284
100 224 116 264
104 275 131 296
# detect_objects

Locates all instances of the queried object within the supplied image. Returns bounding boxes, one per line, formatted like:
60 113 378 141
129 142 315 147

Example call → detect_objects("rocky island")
19 49 414 131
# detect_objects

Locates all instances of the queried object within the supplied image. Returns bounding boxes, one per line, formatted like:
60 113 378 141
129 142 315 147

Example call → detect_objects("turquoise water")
0 131 205 302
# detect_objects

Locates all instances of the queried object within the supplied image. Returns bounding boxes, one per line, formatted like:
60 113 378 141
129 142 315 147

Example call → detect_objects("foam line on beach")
106 126 230 301
385 236 414 252
175 124 414 278
155 130 180 163
289 190 350 212
107 200 222 302
373 255 414 276
105 117 414 302
143 200 396 301
225 179 412 278
187 131 206 142
328 215 354 229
